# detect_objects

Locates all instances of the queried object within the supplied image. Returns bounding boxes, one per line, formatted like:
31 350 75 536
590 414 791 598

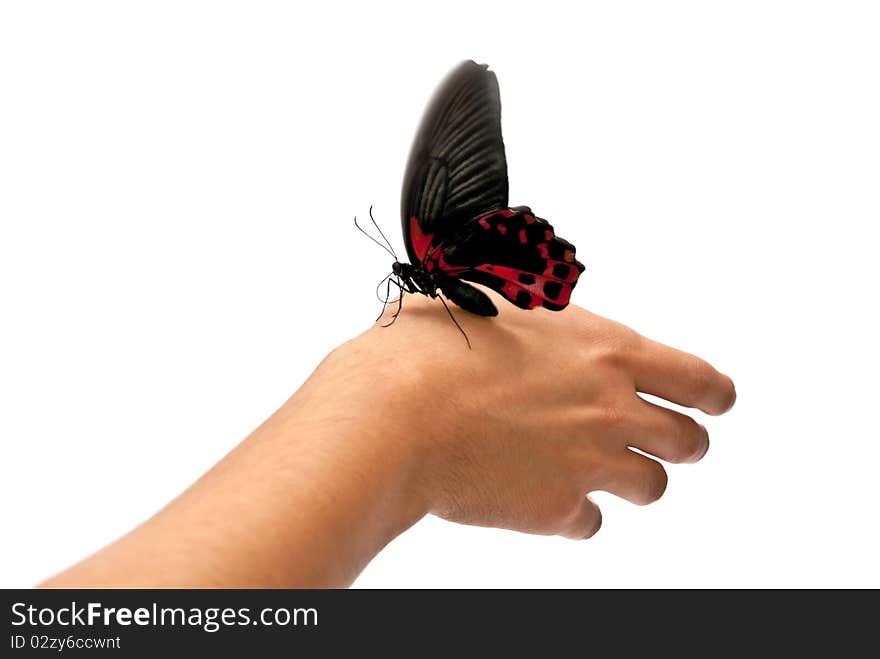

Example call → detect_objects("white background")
1 1 878 588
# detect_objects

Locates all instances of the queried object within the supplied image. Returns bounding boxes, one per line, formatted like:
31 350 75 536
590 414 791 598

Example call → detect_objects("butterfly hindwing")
401 60 508 264
435 208 586 311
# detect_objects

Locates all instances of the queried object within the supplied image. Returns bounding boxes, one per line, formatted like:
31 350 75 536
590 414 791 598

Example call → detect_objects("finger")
596 450 668 506
630 338 736 415
558 496 603 540
626 399 710 464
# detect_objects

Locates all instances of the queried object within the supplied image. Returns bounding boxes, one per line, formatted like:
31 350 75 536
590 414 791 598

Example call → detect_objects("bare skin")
41 291 735 588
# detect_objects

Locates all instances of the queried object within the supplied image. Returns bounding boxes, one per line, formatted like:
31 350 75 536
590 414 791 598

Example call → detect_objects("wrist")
263 341 439 576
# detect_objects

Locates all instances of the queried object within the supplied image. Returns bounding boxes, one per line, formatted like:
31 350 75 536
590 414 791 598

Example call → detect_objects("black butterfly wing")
401 60 508 264
435 207 586 311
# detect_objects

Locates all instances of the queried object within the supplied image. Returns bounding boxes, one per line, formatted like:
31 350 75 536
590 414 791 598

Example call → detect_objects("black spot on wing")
543 281 563 301
440 208 587 311
552 263 571 279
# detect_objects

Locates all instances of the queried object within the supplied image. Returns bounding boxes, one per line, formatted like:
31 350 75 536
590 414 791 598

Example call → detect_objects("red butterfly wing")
427 208 586 311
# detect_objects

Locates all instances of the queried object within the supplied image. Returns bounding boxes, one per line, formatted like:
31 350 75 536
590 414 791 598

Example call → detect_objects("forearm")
40 357 429 588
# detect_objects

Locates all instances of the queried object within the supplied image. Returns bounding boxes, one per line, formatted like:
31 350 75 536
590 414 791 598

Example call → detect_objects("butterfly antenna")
369 205 398 260
354 214 397 259
437 294 472 350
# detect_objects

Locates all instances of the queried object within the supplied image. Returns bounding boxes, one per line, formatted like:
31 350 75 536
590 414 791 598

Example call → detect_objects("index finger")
630 337 736 415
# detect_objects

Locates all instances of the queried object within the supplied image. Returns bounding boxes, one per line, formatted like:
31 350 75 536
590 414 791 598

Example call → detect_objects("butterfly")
359 60 585 345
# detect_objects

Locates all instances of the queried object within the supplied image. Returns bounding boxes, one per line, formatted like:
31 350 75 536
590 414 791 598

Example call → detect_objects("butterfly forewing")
401 60 508 260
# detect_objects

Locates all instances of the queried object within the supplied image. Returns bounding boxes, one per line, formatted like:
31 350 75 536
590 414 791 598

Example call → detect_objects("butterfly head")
391 260 436 297
392 260 419 288
392 260 420 282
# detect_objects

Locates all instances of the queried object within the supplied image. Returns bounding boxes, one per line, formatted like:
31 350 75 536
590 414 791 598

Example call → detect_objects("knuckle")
594 327 640 368
614 324 643 350
592 344 625 370
597 405 631 434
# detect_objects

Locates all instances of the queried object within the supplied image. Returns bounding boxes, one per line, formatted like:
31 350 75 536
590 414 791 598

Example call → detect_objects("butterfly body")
385 60 585 331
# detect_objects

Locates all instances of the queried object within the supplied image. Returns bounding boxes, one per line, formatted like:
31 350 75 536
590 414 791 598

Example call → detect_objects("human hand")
314 291 736 541
39 289 736 588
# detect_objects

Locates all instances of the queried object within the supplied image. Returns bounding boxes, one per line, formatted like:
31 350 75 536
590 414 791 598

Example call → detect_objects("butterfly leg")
436 294 472 349
375 274 395 322
382 277 413 327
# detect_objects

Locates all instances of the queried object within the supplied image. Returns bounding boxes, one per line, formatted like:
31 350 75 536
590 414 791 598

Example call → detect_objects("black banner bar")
1 589 873 654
